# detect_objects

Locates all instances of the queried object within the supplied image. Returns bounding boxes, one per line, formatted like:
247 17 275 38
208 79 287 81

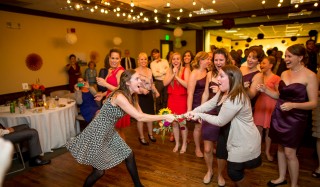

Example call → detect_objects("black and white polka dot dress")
66 97 132 170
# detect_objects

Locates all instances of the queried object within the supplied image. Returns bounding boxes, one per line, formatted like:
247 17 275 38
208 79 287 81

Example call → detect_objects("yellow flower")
158 107 172 115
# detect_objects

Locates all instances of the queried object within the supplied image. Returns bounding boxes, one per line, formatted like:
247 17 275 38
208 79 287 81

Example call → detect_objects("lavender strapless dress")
269 80 308 148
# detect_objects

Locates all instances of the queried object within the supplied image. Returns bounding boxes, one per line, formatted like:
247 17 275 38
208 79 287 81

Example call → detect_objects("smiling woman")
66 69 175 187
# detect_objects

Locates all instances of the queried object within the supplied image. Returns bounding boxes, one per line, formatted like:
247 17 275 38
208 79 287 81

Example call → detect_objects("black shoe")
29 157 51 167
148 134 156 142
138 138 149 145
267 180 287 187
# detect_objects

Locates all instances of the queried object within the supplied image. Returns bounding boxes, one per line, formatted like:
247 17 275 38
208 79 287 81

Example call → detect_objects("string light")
177 16 180 20
167 19 170 23
154 9 158 13
212 0 216 4
262 0 265 5
193 0 196 6
314 2 318 7
130 0 134 7
294 4 299 8
140 12 143 16
166 2 170 7
167 13 170 17
86 0 90 3
67 0 71 4
179 8 183 12
90 8 94 12
100 9 104 13
189 13 193 17
277 3 281 7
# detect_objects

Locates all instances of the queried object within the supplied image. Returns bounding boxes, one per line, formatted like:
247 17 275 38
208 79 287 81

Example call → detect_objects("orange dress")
106 67 130 128
253 74 281 128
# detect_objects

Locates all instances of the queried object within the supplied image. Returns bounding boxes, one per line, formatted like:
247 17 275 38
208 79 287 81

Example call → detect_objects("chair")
6 144 25 175
50 90 71 98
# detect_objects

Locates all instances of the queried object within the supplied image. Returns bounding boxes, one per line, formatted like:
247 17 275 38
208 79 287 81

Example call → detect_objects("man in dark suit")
121 49 136 70
0 124 51 167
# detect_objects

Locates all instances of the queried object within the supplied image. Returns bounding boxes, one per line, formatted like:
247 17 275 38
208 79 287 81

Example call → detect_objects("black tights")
83 152 143 187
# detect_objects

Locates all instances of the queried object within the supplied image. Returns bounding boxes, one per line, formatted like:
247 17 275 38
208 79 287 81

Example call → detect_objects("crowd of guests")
61 41 320 187
3 41 317 186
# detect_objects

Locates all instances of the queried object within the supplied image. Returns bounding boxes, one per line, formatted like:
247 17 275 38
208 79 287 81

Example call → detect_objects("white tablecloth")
0 98 79 153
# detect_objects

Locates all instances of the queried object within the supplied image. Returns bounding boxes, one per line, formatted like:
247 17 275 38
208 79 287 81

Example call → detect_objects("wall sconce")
66 28 77 44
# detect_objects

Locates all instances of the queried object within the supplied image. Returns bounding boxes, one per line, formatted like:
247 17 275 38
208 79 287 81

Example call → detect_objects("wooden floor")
3 121 320 187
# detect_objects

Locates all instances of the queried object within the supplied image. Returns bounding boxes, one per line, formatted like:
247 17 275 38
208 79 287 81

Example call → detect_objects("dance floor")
4 120 320 187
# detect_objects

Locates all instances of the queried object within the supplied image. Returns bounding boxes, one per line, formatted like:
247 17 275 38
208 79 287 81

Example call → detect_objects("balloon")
173 27 183 37
113 37 122 45
65 33 77 44
175 38 182 48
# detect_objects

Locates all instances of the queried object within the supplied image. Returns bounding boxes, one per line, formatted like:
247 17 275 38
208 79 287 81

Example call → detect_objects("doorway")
160 40 173 60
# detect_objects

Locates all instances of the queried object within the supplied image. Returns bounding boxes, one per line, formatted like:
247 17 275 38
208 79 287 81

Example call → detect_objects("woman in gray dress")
66 70 175 187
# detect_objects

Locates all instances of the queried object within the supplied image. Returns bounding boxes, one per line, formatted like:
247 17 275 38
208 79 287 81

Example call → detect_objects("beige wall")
0 11 196 94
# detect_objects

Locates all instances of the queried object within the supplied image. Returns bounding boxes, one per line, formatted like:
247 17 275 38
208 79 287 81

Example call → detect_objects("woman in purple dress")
201 48 232 185
187 51 210 158
240 46 264 109
268 44 318 187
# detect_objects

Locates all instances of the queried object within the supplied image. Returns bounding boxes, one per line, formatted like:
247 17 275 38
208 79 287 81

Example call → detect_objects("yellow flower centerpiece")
154 108 173 143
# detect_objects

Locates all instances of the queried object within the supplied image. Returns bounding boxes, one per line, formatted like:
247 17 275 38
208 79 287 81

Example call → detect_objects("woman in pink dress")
254 56 280 162
96 48 128 140
164 52 190 153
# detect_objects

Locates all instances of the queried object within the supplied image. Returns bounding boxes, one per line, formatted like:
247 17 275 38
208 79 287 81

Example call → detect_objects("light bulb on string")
130 0 134 7
262 0 265 4
212 0 216 4
193 0 196 6
154 9 158 13
294 4 299 8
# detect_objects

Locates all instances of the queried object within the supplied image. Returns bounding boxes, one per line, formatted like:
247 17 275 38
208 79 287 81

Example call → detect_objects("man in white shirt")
121 49 136 70
150 49 169 113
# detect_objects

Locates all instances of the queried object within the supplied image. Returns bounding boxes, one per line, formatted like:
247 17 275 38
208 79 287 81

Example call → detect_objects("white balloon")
173 27 183 37
175 38 182 48
113 37 122 45
65 33 77 44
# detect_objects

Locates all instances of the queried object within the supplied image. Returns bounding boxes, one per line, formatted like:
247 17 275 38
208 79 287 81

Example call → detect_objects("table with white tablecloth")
0 98 80 153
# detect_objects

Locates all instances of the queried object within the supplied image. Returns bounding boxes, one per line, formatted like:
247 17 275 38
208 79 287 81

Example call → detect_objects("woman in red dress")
96 49 129 140
164 52 190 153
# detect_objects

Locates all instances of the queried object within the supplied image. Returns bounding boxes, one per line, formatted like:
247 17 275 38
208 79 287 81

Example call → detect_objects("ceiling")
1 0 319 40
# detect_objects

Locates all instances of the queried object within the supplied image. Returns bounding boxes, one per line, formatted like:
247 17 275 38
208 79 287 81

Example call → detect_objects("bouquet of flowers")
31 79 45 98
153 108 186 143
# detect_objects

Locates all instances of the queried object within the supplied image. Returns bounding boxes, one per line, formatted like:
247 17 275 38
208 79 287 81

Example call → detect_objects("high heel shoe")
148 134 156 142
138 138 149 145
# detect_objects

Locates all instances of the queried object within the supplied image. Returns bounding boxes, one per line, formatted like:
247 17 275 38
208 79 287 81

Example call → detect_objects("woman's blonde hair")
192 51 209 69
138 52 148 66
221 65 249 105
168 52 183 87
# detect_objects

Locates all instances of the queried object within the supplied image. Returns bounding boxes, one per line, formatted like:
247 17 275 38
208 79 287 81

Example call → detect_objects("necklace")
291 65 304 73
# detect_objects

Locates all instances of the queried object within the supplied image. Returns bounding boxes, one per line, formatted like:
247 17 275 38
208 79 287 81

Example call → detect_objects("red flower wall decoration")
26 53 43 71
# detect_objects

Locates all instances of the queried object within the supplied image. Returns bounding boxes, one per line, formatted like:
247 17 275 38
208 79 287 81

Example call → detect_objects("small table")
0 98 79 153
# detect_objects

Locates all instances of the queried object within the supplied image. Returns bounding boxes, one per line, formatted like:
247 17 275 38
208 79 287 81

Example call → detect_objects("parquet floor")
3 121 320 187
